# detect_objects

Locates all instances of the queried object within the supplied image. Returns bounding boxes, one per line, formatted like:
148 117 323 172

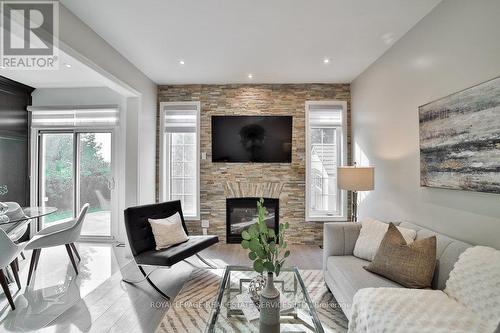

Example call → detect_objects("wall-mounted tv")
212 116 292 163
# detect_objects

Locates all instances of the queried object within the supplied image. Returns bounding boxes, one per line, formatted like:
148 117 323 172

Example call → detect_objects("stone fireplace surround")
224 181 283 243
224 181 284 199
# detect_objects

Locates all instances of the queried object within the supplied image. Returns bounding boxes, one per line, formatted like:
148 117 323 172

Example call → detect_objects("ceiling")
62 0 440 84
0 50 111 89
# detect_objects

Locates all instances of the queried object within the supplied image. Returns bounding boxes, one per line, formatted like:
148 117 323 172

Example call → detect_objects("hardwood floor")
0 243 323 332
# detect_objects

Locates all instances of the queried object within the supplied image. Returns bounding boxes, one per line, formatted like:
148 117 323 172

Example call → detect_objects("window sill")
305 216 347 222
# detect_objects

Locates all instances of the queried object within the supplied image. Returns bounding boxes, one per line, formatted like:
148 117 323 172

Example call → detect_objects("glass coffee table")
207 265 324 332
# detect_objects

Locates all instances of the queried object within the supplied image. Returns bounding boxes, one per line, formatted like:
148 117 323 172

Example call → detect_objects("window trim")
305 100 348 222
159 101 201 220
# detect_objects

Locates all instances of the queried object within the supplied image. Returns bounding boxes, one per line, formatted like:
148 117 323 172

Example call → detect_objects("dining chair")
0 228 26 310
25 203 89 286
2 202 29 260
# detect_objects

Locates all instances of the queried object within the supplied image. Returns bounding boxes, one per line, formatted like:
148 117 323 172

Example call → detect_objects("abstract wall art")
419 76 500 194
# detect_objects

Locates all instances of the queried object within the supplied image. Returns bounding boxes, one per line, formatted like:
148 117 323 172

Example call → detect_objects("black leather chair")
123 200 219 299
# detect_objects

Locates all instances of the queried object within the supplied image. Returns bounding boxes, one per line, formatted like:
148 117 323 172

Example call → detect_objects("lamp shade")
337 166 374 191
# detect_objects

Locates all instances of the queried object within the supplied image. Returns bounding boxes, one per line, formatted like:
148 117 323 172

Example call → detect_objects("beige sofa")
322 221 471 318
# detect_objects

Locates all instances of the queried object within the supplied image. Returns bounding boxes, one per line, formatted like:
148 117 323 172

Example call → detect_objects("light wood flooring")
0 243 322 333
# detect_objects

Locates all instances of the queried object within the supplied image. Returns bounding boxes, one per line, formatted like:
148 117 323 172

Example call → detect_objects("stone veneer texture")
157 84 351 245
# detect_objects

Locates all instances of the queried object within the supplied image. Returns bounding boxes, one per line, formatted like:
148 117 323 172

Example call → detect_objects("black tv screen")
212 116 292 163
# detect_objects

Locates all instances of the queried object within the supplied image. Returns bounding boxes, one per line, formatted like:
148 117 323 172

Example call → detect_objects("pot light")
179 60 185 65
248 73 253 79
381 33 395 45
323 58 330 64
64 63 72 68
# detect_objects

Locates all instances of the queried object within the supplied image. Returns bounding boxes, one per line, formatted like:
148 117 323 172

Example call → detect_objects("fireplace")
226 197 279 244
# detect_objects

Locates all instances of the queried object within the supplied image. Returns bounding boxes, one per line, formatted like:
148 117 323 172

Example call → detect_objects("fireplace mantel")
224 181 284 199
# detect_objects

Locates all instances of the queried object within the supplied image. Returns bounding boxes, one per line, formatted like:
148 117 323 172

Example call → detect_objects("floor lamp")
337 165 374 222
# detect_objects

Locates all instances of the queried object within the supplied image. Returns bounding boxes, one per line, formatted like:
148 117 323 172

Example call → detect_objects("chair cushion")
135 235 219 266
148 213 189 250
124 201 189 256
326 255 403 303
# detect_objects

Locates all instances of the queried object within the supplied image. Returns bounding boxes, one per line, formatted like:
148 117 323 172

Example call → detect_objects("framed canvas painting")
419 76 500 194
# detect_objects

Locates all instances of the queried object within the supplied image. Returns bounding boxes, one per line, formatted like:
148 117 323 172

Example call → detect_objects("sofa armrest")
323 222 362 270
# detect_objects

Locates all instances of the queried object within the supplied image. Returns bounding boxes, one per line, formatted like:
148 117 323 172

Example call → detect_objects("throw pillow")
444 246 500 326
353 218 417 261
364 223 436 288
148 212 189 250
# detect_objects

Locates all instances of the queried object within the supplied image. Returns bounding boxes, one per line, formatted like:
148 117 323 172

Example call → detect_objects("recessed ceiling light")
248 74 253 79
323 58 330 64
381 33 395 45
179 60 185 65
64 63 72 68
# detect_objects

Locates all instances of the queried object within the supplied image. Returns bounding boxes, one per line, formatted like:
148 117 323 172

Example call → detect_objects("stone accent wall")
157 84 351 245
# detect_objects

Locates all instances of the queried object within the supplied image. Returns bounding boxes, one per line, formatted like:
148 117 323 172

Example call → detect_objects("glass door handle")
107 177 115 190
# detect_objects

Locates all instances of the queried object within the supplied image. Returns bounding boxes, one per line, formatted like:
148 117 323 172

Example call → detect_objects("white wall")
351 0 500 249
58 5 158 207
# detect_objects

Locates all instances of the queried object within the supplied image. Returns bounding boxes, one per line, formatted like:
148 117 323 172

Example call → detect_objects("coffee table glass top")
207 265 324 333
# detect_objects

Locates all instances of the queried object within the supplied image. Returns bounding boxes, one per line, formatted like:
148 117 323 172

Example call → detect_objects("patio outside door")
38 131 114 238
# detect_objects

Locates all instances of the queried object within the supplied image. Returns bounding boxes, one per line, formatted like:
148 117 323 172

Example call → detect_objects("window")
160 102 200 219
305 101 347 221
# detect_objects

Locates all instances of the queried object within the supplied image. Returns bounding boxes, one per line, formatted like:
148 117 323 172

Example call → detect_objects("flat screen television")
212 116 292 163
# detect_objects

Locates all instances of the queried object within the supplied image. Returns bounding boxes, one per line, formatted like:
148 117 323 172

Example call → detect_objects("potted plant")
241 198 290 332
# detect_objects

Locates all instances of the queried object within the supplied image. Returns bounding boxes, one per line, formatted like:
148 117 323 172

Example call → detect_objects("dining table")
0 206 58 231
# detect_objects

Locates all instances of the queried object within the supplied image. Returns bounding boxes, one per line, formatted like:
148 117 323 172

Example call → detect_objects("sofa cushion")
364 223 437 289
398 222 472 290
354 218 417 261
326 255 403 302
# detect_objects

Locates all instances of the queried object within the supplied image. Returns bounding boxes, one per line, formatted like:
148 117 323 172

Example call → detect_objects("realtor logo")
0 0 59 69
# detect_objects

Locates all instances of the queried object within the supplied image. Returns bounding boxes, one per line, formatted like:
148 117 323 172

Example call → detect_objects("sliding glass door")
39 133 75 226
39 131 113 238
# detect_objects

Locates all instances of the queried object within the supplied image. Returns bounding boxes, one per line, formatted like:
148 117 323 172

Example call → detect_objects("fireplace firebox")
226 197 279 244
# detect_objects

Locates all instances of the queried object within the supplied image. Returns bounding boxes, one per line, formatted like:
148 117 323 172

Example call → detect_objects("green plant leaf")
256 248 267 259
259 221 268 234
284 250 290 258
275 263 281 276
241 240 250 249
285 222 290 229
254 259 264 273
263 261 275 272
249 238 260 252
249 224 258 237
248 252 257 260
241 230 251 240
268 229 276 239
